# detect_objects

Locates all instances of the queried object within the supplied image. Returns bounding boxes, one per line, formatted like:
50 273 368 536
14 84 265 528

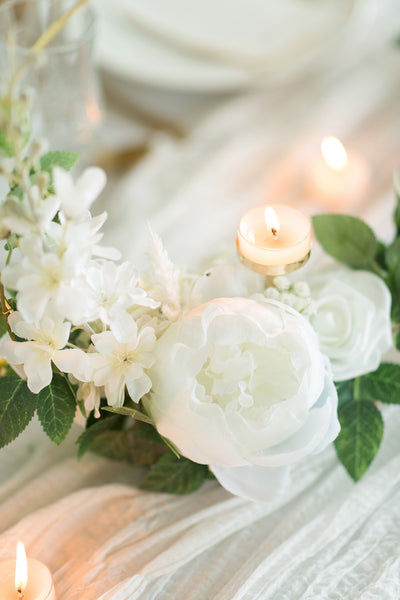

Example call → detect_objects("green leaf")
393 171 400 234
335 400 383 481
387 260 400 322
77 414 124 458
87 429 134 462
0 375 37 448
375 241 387 270
0 127 13 157
135 421 163 443
40 151 79 175
77 415 165 465
37 374 76 444
335 380 355 406
363 363 400 404
102 405 154 424
140 452 209 494
312 214 378 270
395 331 400 352
385 237 400 271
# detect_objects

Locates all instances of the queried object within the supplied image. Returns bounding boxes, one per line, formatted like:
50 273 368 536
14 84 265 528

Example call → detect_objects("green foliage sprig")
312 197 400 481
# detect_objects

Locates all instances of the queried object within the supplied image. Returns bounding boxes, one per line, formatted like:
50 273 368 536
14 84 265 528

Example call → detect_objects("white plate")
119 0 355 65
94 0 358 92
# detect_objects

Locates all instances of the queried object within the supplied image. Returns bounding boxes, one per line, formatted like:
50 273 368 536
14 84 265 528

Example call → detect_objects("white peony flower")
146 297 339 502
309 269 392 381
89 317 156 408
53 166 106 221
0 311 89 393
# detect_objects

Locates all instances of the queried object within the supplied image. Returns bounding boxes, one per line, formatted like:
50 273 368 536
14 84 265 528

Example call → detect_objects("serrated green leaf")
312 214 378 270
76 414 124 458
40 151 79 176
135 421 163 443
385 237 400 271
37 374 76 445
103 405 153 424
0 375 37 448
88 429 133 462
375 241 387 270
364 363 400 404
335 380 355 406
335 400 383 481
140 452 208 494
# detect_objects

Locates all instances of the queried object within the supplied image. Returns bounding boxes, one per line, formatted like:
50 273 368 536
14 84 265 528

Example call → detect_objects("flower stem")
9 0 91 96
0 280 15 340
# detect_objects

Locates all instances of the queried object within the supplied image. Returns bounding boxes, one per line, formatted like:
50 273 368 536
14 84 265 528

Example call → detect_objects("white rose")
146 297 339 502
309 269 392 381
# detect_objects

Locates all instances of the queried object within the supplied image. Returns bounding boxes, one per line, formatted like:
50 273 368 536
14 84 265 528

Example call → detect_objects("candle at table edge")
236 203 312 270
306 137 370 210
0 557 56 600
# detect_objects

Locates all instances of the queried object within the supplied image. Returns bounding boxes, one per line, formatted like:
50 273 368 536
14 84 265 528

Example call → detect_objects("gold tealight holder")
236 204 312 280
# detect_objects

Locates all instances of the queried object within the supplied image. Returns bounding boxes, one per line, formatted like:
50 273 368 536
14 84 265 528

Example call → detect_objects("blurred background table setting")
1 0 400 598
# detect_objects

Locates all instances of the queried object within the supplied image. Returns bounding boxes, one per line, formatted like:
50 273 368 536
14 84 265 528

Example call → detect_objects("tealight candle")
237 203 312 275
307 136 370 210
0 542 56 600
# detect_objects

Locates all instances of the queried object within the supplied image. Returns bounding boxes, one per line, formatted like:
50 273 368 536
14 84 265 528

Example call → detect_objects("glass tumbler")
0 0 103 150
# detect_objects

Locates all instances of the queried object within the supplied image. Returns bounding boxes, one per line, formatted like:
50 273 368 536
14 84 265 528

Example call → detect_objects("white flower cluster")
264 276 316 317
0 166 183 416
0 160 393 503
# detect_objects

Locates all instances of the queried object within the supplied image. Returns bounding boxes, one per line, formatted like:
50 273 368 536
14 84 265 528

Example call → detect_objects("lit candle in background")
307 136 370 210
0 542 56 600
237 203 312 275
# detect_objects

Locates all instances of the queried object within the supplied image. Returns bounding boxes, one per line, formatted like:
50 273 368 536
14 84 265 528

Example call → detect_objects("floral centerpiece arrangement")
1 18 399 502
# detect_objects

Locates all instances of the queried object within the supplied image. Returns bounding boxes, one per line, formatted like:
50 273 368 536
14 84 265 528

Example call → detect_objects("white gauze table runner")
1 34 400 600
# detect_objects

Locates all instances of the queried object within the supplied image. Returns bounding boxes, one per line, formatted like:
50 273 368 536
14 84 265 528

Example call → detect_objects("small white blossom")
80 261 159 339
53 166 106 221
1 236 85 323
0 186 59 235
77 381 102 418
0 311 88 393
89 317 156 408
264 287 281 301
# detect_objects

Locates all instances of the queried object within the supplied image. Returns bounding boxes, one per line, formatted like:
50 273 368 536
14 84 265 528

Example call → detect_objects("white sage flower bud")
280 291 298 308
293 281 311 298
274 276 291 291
264 287 280 301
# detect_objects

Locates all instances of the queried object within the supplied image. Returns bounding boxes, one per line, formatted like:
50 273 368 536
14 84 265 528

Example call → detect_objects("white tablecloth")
1 13 400 599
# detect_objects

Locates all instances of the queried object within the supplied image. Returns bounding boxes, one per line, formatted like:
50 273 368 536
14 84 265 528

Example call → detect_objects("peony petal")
211 464 290 503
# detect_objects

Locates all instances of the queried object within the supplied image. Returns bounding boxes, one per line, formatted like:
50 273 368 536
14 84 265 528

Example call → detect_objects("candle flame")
321 137 348 171
15 542 28 594
264 206 280 236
